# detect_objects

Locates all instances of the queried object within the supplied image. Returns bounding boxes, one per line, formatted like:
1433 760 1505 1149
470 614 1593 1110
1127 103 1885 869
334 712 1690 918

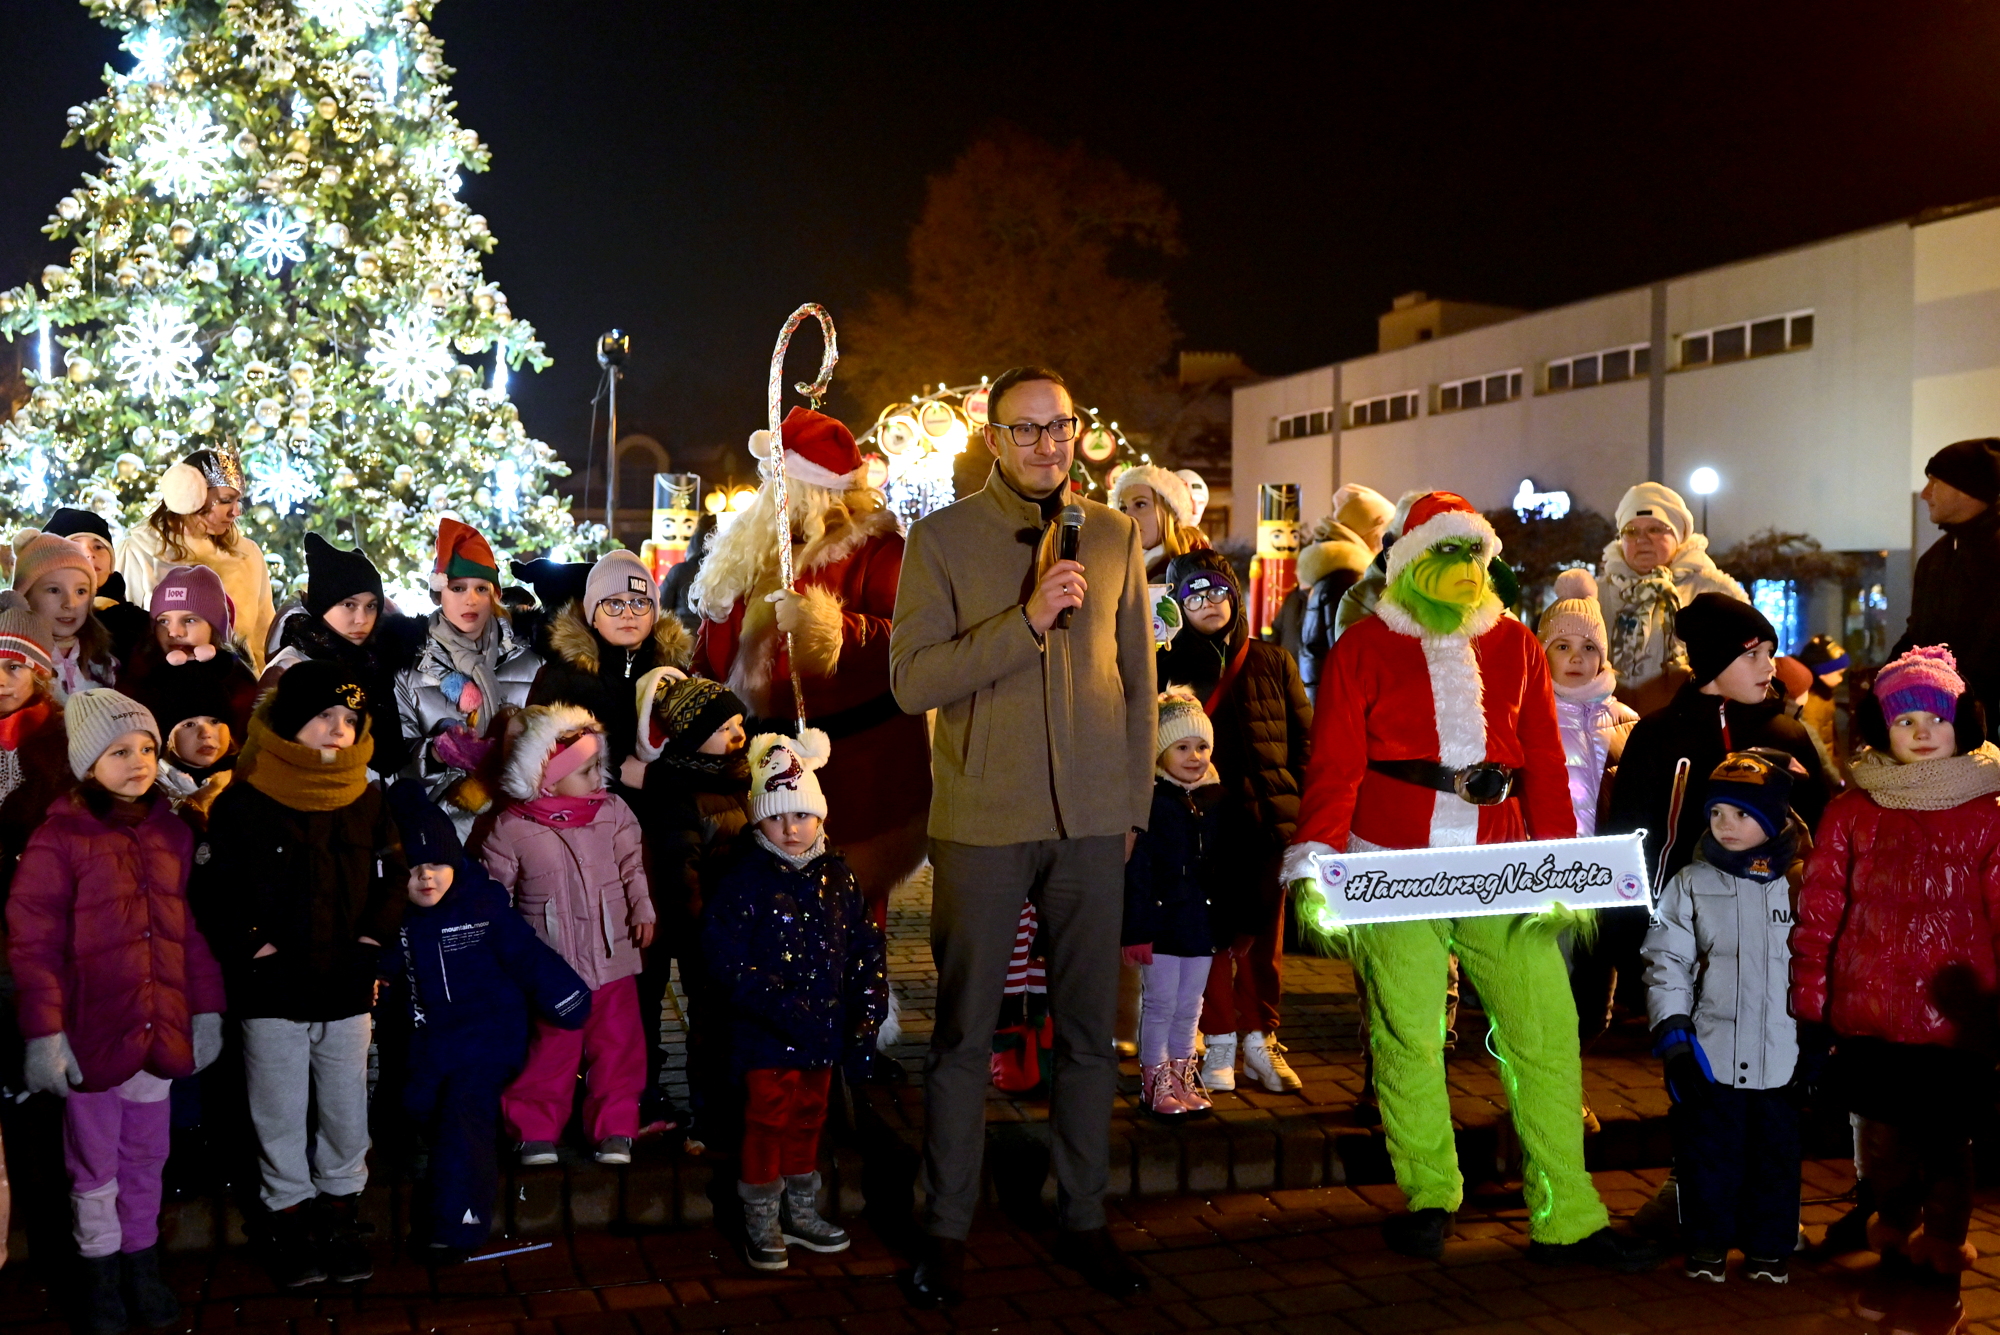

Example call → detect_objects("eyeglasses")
1180 589 1231 612
988 417 1080 448
1620 525 1674 541
597 597 655 617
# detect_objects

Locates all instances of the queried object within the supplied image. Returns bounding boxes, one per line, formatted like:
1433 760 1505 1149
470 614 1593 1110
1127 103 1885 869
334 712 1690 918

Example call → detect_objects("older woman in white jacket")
1598 482 1746 714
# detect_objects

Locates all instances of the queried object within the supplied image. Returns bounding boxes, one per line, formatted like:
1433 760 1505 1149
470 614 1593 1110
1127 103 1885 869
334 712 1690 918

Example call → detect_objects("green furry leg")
1351 919 1462 1214
1451 915 1609 1245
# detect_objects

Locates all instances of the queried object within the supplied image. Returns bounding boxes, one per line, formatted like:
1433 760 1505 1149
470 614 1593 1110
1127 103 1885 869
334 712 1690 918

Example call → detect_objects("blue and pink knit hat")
1874 644 1964 723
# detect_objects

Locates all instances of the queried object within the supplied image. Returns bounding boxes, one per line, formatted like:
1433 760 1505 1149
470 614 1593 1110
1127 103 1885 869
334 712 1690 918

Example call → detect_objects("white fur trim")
788 584 845 676
1110 465 1196 528
875 986 902 1052
428 570 449 592
1373 594 1499 849
772 452 863 491
1281 840 1332 887
501 703 604 801
1383 507 1502 585
161 462 209 516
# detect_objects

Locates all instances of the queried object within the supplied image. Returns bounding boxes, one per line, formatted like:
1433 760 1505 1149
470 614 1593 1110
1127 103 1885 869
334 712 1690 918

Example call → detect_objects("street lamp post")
1689 466 1720 534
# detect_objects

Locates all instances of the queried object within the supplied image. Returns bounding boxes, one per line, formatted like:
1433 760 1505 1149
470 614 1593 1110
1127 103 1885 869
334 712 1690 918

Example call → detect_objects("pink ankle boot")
1142 1062 1191 1117
1173 1057 1213 1113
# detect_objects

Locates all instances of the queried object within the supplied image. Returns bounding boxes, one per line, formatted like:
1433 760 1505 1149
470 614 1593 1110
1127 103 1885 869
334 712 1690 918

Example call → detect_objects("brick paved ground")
11 1160 2000 1335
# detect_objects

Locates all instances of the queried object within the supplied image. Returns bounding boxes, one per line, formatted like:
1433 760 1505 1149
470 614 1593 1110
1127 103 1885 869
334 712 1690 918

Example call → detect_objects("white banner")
1299 832 1652 929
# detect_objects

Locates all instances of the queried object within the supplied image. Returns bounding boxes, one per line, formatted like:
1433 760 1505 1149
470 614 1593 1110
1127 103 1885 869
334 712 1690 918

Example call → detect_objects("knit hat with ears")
747 727 831 823
1536 568 1608 656
11 531 95 595
0 591 55 675
633 668 747 762
583 549 657 621
501 704 607 801
749 407 864 491
66 688 160 780
1615 482 1695 546
430 517 500 591
150 564 235 661
304 533 386 619
1155 685 1214 758
1382 492 1502 585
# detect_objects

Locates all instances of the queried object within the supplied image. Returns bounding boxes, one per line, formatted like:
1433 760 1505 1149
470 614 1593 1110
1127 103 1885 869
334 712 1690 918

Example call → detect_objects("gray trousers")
923 835 1124 1239
242 1015 373 1211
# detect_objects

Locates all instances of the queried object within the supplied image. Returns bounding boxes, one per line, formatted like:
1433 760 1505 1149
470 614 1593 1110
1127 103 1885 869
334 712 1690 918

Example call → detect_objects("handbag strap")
1204 637 1253 715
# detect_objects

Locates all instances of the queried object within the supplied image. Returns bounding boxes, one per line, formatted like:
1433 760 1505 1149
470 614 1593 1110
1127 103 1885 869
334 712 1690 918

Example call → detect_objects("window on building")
1267 408 1335 443
1677 310 1814 370
1545 342 1649 393
1347 391 1420 428
1435 369 1523 414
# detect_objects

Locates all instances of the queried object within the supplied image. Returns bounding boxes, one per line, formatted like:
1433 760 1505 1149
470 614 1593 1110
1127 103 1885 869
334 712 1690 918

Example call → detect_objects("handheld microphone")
1055 504 1084 629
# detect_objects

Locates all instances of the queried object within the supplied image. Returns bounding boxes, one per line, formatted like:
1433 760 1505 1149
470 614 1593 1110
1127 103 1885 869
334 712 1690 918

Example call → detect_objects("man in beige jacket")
890 366 1157 1305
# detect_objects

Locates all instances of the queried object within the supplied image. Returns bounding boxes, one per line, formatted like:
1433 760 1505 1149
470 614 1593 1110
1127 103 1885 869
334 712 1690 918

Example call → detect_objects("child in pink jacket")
488 704 654 1166
7 688 226 1332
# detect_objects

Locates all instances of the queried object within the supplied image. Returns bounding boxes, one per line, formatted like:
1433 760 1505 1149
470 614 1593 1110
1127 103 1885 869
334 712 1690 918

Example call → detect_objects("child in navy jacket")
383 781 590 1265
701 729 886 1272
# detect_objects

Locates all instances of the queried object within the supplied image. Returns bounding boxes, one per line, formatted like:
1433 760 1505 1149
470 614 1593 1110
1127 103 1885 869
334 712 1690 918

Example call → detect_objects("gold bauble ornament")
422 280 446 306
354 250 381 278
244 361 274 385
289 362 314 387
233 129 260 158
243 421 267 444
230 326 256 350
374 143 398 167
412 421 434 446
168 218 196 247
316 95 339 120
66 358 93 384
254 397 283 428
114 263 140 288
56 196 83 222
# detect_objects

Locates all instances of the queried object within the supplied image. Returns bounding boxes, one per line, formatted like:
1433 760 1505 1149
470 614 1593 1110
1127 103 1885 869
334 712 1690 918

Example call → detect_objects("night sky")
6 2 2000 488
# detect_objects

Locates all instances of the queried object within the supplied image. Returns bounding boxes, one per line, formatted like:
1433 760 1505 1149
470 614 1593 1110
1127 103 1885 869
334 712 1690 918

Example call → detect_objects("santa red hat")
1382 491 1502 584
429 517 500 592
749 407 863 491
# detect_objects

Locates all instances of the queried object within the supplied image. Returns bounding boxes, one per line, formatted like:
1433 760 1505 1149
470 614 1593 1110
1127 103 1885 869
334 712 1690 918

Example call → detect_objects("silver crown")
187 447 245 491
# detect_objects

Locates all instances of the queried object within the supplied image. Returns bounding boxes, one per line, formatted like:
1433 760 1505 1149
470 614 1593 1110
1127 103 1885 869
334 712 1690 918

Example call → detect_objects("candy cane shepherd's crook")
765 303 839 727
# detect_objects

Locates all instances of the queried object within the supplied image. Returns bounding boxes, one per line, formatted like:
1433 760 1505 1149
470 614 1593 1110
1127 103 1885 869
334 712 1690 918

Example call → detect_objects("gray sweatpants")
242 1015 373 1211
923 835 1124 1239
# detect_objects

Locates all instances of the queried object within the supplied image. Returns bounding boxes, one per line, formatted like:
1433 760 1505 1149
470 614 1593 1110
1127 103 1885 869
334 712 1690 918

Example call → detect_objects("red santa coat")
693 505 931 846
1288 596 1575 870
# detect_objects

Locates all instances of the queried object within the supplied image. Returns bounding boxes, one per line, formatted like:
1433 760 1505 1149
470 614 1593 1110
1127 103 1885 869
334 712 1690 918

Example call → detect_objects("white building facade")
1232 200 2000 644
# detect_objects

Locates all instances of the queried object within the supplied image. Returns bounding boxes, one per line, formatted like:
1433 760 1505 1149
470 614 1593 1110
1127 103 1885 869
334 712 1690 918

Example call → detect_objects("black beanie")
387 778 464 871
269 658 369 740
1924 438 2000 506
42 507 114 545
304 533 386 619
1675 593 1777 687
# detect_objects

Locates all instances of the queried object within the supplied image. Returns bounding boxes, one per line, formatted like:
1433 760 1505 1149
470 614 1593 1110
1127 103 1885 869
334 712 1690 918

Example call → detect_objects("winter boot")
311 1192 374 1284
1199 1033 1238 1093
1173 1056 1213 1114
265 1204 327 1288
1242 1030 1302 1093
1141 1062 1190 1118
79 1254 127 1335
737 1179 787 1270
120 1246 179 1328
780 1172 850 1253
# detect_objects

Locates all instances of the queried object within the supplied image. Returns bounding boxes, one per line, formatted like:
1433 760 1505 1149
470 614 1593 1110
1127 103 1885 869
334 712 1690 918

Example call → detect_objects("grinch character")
689 408 931 920
1284 491 1657 1271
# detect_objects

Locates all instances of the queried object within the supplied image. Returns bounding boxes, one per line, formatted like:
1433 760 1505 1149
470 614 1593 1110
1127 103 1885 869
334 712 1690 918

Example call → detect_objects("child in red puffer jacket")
7 689 226 1332
1791 645 2000 1303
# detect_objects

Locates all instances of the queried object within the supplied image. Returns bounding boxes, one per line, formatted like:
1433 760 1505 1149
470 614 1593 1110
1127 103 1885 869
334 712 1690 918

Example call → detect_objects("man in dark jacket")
1158 550 1312 1095
382 782 590 1264
1894 438 2000 724
1586 595 1830 1036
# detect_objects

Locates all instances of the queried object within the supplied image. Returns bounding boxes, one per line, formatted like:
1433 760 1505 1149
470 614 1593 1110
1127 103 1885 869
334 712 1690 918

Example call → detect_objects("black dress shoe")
1052 1228 1148 1299
1381 1208 1455 1260
1526 1227 1663 1273
900 1237 966 1309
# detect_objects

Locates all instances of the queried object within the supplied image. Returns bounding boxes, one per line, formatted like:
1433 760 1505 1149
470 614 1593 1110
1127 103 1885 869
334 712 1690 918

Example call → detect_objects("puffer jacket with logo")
1790 783 2000 1051
7 790 227 1091
1643 824 1807 1091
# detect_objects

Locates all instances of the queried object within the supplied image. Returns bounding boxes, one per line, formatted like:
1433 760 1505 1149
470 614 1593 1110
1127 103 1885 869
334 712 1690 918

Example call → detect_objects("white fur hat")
1111 465 1197 529
747 727 831 823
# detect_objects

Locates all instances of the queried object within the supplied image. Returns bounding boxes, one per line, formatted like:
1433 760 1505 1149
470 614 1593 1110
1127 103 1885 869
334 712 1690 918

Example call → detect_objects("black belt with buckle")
1368 758 1521 806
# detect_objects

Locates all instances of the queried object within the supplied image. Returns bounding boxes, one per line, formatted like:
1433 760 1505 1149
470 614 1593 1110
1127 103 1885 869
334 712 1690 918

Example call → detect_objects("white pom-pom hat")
747 726 831 823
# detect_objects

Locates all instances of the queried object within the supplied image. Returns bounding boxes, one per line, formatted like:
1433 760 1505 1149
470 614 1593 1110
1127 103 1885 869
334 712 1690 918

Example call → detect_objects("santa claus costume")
689 408 931 917
1286 492 1653 1270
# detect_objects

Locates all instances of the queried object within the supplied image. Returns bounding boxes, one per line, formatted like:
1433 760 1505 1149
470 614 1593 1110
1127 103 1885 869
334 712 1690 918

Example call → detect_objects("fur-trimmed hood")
502 703 607 801
1297 529 1373 590
546 598 693 676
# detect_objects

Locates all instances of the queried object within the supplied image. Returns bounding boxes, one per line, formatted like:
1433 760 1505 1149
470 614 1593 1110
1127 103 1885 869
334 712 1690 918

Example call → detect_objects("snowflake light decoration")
299 0 382 39
135 107 230 199
378 41 401 102
17 446 51 516
242 210 308 274
250 452 316 515
365 310 455 405
109 300 202 402
492 456 523 520
123 27 178 83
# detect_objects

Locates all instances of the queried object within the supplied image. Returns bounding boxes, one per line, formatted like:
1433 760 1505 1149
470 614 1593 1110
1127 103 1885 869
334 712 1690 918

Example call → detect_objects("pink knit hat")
1874 644 1964 723
1536 568 1607 656
11 532 95 595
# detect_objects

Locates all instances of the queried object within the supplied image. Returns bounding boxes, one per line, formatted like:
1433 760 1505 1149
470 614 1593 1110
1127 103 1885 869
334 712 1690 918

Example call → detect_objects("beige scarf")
1849 743 2000 811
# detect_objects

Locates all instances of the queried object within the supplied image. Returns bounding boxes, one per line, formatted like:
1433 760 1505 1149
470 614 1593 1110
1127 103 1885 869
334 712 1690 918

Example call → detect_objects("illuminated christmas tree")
0 0 592 588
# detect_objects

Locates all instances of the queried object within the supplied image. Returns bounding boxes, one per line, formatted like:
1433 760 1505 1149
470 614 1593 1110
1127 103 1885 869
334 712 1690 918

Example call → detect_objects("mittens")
24 1033 83 1098
192 1013 223 1072
432 725 495 773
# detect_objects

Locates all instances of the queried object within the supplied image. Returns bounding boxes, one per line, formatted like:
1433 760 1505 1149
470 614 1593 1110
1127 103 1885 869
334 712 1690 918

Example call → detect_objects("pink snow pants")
502 976 645 1144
